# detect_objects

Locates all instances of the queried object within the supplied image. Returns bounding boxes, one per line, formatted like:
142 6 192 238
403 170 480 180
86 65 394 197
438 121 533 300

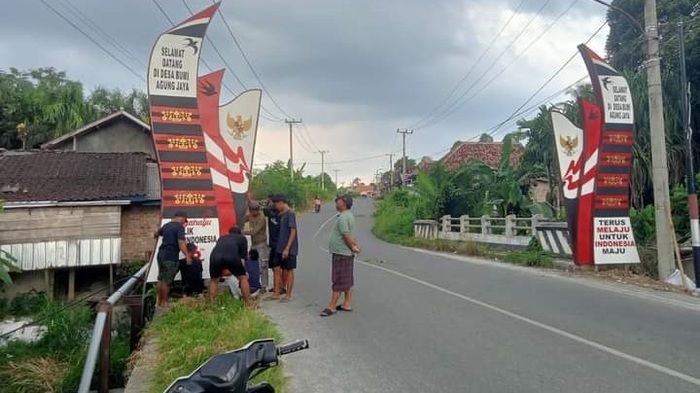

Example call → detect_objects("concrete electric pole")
386 153 395 191
285 118 302 181
644 0 674 279
396 128 413 179
319 149 329 190
333 169 341 188
589 0 674 279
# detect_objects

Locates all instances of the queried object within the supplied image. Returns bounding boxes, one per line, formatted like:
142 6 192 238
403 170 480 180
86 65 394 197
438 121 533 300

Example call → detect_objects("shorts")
209 254 246 278
269 248 280 268
276 253 297 270
157 256 179 285
331 253 354 291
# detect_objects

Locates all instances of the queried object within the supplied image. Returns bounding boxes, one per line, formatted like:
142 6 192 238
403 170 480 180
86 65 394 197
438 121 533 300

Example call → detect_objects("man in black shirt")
154 211 191 307
208 226 256 309
263 194 281 294
272 194 298 302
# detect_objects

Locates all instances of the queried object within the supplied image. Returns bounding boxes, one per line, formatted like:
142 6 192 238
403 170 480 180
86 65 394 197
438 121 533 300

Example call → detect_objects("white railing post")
459 215 469 233
442 215 451 232
505 214 516 236
481 215 490 234
531 214 541 236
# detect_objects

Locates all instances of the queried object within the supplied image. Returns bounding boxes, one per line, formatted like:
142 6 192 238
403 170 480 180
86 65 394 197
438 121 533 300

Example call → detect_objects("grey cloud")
2 0 602 181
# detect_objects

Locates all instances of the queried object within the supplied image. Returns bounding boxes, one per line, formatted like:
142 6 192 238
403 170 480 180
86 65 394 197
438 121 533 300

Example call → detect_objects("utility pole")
333 169 341 188
396 128 413 180
386 153 395 191
645 0 674 279
285 118 302 180
318 149 329 190
679 21 700 285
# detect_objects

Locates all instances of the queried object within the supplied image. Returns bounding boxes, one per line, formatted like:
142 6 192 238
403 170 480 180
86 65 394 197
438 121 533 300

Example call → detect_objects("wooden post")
109 265 114 294
44 269 54 301
99 302 112 393
68 268 76 301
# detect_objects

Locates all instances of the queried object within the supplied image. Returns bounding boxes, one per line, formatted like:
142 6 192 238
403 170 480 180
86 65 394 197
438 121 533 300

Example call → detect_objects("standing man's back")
155 211 191 307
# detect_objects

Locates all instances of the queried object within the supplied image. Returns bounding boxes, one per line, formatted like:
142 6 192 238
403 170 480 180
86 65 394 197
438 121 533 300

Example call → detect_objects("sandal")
335 305 353 312
319 308 335 317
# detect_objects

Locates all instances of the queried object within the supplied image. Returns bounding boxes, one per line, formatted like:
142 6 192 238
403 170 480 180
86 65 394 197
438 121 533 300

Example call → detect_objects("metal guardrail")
78 263 149 393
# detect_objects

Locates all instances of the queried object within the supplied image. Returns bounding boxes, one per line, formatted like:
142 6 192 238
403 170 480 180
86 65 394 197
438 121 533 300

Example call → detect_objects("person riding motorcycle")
314 196 321 213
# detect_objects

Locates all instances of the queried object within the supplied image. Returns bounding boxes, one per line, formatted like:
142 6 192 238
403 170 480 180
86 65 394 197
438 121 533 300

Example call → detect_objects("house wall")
0 206 120 243
0 206 122 270
120 205 161 263
52 120 155 160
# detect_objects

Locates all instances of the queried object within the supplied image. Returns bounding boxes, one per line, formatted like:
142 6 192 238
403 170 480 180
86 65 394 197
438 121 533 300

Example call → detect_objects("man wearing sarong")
320 195 361 317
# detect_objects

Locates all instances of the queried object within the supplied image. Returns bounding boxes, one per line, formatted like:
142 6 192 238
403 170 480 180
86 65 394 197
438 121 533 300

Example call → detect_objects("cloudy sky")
1 0 610 185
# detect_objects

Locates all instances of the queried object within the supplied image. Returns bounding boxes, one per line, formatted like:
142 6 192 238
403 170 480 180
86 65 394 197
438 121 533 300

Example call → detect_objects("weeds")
145 296 286 393
0 296 132 392
1 356 68 393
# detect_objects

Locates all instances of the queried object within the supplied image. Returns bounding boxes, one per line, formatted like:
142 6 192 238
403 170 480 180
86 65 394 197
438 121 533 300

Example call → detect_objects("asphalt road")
263 197 700 393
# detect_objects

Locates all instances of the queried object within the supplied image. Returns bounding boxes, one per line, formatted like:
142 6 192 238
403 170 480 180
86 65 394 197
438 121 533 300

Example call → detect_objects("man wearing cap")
154 211 191 307
271 194 298 302
320 195 360 317
244 200 269 291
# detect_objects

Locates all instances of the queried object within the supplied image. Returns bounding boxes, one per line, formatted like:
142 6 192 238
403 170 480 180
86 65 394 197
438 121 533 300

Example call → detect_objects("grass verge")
0 295 131 392
143 296 286 393
371 196 555 269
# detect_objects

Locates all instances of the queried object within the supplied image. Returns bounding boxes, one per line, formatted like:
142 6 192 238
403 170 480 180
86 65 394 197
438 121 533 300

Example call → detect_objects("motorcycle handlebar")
277 339 309 356
163 339 309 393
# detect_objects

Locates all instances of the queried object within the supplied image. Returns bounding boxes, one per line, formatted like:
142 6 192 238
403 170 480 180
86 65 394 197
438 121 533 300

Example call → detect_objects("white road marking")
312 214 700 387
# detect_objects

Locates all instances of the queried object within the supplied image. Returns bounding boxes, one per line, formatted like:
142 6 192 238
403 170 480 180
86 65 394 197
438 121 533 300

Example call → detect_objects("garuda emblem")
559 135 578 157
226 114 253 140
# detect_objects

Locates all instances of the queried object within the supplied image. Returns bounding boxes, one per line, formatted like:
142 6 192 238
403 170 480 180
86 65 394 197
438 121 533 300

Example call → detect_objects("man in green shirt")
320 195 361 317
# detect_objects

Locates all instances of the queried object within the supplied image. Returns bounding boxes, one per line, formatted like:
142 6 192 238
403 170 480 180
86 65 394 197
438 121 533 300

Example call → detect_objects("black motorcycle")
164 339 309 393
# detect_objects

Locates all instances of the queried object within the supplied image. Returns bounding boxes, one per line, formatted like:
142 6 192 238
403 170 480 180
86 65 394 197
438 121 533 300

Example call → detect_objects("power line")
424 0 582 131
37 0 144 82
211 0 292 119
59 0 147 70
407 0 528 129
298 123 321 152
176 0 282 122
413 0 555 130
418 0 578 130
258 149 403 166
484 20 608 139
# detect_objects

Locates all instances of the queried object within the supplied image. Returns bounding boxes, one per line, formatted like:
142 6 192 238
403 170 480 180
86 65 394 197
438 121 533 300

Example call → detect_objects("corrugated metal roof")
1 238 121 270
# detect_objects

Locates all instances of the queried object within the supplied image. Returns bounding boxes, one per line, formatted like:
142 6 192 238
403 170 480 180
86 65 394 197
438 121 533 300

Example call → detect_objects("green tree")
87 86 149 123
0 67 94 149
249 160 336 210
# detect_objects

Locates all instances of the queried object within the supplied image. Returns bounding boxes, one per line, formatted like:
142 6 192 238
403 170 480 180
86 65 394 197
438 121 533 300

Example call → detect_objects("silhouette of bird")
601 76 613 91
183 38 199 54
200 80 217 96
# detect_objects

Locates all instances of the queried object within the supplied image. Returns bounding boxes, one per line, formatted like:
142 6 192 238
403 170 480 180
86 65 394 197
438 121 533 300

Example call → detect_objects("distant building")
352 182 376 196
440 141 524 170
